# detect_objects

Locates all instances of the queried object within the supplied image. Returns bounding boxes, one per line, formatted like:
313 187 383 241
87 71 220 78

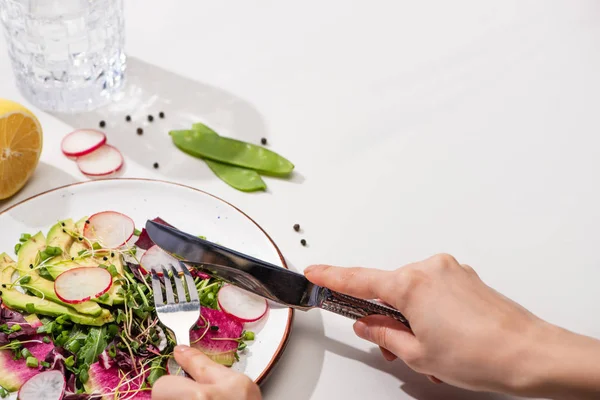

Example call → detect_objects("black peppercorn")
137 128 143 135
103 256 108 261
125 115 131 122
2 284 6 288
153 162 159 169
261 137 267 145
85 220 90 224
301 239 307 246
293 224 300 232
148 115 154 122
210 326 219 331
111 252 115 258
99 120 106 128
61 222 65 227
62 229 66 233
159 111 165 118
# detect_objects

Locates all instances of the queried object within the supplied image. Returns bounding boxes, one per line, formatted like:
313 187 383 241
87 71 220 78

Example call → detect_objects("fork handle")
172 329 191 378
320 289 411 330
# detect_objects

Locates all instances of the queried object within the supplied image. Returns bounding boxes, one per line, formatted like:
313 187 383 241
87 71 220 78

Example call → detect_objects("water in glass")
0 0 126 113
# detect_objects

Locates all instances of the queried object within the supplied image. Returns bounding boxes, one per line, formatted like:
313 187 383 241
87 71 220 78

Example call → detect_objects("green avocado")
15 233 103 317
47 219 76 249
0 254 113 326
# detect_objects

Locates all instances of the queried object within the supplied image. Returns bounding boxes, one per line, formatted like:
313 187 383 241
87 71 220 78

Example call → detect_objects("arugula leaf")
79 326 108 368
147 358 166 386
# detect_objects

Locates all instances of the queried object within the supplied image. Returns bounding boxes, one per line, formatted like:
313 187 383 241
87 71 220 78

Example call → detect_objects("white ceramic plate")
0 178 293 396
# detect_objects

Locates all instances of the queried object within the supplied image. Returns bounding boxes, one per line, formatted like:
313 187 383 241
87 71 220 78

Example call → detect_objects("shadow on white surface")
50 57 269 180
260 308 325 400
0 162 78 212
323 336 520 400
260 259 325 400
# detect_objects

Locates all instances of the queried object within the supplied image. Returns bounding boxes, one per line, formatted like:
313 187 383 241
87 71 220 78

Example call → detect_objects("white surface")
2 1 600 399
0 179 291 387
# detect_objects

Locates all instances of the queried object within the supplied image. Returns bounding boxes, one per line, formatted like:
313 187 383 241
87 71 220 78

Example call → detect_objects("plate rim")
0 177 294 386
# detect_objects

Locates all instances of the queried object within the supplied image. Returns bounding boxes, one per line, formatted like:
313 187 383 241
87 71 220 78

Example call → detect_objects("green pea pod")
204 160 267 192
189 123 267 192
170 126 294 176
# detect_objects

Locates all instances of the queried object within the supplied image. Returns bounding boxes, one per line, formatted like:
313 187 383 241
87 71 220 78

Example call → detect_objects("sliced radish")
139 245 179 275
18 370 65 400
218 284 268 323
84 211 135 249
54 267 112 304
61 129 106 157
167 357 186 376
76 144 123 176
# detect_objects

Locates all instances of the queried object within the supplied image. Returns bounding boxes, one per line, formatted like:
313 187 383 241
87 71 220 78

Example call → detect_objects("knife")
145 220 411 330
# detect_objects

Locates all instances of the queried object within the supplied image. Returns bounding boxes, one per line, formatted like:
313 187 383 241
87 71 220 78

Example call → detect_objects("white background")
2 1 600 399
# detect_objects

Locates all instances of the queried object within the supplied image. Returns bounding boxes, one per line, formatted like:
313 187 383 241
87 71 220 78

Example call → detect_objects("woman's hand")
305 254 600 399
152 345 262 400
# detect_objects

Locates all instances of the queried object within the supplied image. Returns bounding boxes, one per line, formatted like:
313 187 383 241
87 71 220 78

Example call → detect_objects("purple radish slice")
54 267 112 304
18 370 65 400
190 307 243 366
85 362 150 400
84 211 135 249
166 358 185 376
61 129 107 157
0 335 54 392
76 144 123 176
217 284 268 322
139 245 178 275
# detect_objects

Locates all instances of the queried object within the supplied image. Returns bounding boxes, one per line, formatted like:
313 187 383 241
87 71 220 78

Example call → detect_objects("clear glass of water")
0 0 126 113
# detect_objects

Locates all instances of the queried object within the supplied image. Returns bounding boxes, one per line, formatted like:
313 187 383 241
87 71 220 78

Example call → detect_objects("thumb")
353 315 420 362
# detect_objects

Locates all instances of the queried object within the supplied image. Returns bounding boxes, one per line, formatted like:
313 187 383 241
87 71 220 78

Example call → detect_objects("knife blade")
145 220 411 329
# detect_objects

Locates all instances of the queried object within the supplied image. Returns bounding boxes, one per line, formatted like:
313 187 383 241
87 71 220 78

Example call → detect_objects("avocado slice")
0 255 113 326
15 234 103 317
47 219 76 250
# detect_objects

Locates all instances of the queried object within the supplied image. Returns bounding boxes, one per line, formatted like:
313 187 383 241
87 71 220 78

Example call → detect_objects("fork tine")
150 268 164 305
170 264 187 302
179 262 199 302
161 266 176 304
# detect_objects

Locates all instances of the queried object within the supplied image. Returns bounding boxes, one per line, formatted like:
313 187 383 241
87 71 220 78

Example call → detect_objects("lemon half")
0 99 43 200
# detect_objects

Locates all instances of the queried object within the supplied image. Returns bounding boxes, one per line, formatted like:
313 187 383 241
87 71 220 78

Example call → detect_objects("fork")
150 261 201 348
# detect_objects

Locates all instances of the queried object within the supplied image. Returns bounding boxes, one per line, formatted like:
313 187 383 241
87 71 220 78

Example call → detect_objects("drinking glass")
0 0 126 113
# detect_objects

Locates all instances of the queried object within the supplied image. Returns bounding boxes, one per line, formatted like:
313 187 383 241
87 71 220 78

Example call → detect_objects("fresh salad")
0 212 269 399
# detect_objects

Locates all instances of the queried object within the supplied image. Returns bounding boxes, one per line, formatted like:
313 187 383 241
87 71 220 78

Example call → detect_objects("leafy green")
79 326 108 367
147 358 166 386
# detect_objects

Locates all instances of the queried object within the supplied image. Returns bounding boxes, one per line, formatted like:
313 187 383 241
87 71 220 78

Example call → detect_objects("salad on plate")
0 211 268 399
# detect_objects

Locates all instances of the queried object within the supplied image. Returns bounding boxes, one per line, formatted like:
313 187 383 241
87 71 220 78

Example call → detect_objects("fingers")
379 346 397 361
304 264 394 300
353 315 420 363
152 375 215 400
174 345 230 384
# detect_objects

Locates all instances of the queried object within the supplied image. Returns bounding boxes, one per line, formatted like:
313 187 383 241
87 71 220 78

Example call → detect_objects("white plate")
0 178 293 392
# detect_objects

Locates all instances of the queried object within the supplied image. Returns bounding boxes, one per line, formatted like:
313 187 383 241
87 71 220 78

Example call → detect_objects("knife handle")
320 289 411 330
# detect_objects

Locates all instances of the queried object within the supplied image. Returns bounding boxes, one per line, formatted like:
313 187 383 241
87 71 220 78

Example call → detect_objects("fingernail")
304 265 316 274
353 321 371 341
175 345 190 353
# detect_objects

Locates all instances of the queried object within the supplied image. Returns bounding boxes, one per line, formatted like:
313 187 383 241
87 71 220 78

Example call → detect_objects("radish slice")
54 267 112 304
167 357 186 376
18 370 65 400
76 144 123 176
218 284 268 322
61 129 106 157
84 211 135 249
140 245 179 275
